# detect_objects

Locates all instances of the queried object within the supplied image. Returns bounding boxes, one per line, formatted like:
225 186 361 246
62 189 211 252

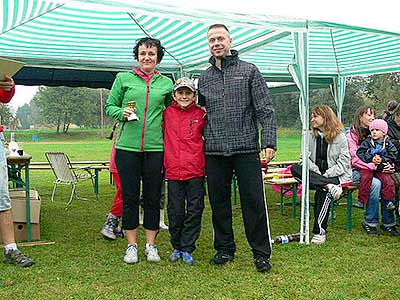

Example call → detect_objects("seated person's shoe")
386 201 396 212
380 225 400 236
311 234 326 244
168 249 181 262
254 256 272 272
352 201 364 209
181 251 194 265
3 249 35 267
210 252 234 265
362 222 379 235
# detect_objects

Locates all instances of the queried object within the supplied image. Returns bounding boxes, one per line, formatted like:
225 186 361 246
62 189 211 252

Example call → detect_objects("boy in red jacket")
163 77 206 265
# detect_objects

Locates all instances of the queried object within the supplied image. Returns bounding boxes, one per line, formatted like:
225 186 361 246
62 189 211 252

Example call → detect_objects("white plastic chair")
45 152 97 204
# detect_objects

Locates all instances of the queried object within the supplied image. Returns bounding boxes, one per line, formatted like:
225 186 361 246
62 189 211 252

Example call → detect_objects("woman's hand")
382 163 395 173
123 107 134 120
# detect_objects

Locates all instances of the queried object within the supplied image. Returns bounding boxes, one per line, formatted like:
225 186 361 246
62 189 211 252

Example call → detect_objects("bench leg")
347 191 353 232
331 199 336 226
280 186 284 215
292 183 297 219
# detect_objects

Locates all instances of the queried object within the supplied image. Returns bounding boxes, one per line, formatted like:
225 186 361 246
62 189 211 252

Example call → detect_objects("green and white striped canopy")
1 0 399 84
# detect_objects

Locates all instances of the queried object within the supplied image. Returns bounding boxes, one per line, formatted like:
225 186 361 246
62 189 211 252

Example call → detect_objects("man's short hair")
208 24 230 33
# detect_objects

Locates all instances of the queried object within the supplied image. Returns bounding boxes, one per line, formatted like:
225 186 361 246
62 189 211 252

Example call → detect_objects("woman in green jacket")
105 37 173 264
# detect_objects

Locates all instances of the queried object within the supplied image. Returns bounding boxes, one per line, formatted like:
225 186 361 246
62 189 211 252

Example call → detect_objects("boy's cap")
369 119 388 134
174 77 196 92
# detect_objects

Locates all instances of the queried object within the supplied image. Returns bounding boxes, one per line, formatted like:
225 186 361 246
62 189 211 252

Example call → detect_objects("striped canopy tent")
1 0 400 243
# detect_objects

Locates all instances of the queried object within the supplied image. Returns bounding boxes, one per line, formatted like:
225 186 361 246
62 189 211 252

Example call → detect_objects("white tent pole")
289 31 310 244
331 76 347 122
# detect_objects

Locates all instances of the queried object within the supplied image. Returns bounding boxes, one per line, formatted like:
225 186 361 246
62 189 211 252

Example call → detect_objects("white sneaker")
123 244 138 264
145 243 161 262
311 234 326 244
327 184 343 200
159 209 169 231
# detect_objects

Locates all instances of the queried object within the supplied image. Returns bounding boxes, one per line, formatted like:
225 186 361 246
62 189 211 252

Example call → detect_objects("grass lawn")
1 129 399 300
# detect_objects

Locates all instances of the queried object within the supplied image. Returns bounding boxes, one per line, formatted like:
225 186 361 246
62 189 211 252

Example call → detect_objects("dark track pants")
115 150 164 231
206 153 272 259
167 178 205 253
291 164 339 235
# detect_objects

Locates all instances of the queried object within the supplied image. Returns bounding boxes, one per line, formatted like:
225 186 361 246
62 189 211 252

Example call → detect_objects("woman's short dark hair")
132 37 165 63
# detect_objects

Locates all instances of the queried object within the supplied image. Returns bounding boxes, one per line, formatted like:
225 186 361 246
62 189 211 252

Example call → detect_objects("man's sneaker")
209 252 234 265
254 256 272 272
145 244 161 262
168 249 181 262
3 249 35 267
362 222 379 235
101 213 120 240
386 201 396 212
380 225 400 236
123 244 138 264
311 234 326 244
326 184 343 200
182 251 194 265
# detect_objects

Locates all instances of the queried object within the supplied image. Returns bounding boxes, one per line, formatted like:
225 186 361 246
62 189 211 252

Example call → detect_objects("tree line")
1 72 399 133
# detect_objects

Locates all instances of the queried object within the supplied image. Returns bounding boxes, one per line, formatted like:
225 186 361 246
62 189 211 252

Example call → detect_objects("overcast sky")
10 0 399 111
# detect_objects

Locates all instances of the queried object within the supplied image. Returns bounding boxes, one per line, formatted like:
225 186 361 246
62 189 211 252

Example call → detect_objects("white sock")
4 243 18 253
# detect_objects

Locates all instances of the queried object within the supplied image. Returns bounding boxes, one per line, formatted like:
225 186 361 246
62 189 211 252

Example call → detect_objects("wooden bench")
265 173 358 233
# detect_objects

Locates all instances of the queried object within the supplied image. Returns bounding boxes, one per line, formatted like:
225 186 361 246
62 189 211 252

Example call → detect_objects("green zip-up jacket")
105 69 173 152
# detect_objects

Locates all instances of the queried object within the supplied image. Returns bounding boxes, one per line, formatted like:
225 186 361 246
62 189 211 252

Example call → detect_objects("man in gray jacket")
198 24 277 272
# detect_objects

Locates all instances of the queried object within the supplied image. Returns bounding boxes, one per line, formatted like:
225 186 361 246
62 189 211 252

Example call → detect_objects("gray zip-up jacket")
300 131 352 184
198 50 277 156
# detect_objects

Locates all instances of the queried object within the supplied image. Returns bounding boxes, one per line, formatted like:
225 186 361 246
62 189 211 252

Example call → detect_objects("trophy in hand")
126 101 139 121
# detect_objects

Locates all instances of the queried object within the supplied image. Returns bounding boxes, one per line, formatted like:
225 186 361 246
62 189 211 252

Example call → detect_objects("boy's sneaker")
181 251 194 265
380 225 400 236
326 184 342 200
101 213 120 240
3 249 35 267
311 234 326 244
168 249 181 262
123 244 138 264
145 244 161 262
209 252 234 265
254 256 272 272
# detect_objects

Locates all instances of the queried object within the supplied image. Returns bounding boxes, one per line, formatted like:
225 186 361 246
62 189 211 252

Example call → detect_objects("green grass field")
1 129 399 300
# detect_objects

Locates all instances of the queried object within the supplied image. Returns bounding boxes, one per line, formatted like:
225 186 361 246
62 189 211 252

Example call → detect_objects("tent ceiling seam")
329 29 342 76
1 3 65 36
127 12 183 69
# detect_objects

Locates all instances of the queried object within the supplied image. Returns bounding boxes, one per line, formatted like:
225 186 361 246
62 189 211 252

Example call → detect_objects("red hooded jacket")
163 101 206 181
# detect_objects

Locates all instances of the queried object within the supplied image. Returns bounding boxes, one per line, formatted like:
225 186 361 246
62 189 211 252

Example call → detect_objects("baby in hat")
357 119 399 231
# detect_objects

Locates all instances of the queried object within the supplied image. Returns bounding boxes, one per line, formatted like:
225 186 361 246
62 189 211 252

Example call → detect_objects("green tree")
16 103 31 129
31 86 109 133
0 103 14 128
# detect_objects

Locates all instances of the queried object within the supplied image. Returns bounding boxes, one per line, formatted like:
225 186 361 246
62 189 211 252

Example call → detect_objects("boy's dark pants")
167 178 205 253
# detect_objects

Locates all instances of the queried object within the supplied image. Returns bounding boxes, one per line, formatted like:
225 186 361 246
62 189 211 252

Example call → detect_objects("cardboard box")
0 223 40 242
9 189 41 224
0 189 41 242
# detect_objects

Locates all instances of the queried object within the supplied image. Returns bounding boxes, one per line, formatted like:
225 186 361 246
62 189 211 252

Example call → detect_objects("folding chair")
45 152 97 204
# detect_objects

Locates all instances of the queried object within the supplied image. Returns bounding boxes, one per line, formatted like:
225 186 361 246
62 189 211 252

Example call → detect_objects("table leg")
24 162 31 242
94 169 99 199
